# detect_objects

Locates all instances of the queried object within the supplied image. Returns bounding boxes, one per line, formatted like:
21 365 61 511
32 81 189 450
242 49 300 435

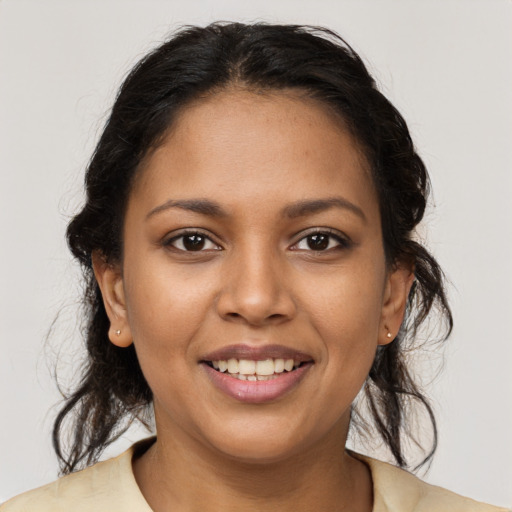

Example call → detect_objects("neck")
133 422 373 512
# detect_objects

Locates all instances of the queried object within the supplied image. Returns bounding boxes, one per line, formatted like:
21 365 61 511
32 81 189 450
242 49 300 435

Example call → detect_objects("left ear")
378 263 415 345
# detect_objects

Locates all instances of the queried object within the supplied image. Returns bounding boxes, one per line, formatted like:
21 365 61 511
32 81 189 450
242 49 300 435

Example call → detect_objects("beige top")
1 441 508 512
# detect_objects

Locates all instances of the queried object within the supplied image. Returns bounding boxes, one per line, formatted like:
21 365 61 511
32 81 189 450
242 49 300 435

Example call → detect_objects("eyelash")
291 229 351 252
163 230 221 252
163 229 350 253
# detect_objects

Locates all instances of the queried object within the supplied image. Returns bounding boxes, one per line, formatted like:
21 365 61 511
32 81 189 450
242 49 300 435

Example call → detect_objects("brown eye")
306 233 329 251
182 234 206 251
292 230 350 252
166 232 220 252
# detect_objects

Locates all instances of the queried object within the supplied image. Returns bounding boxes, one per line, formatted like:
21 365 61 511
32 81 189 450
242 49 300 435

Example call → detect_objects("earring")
115 329 121 336
387 332 392 339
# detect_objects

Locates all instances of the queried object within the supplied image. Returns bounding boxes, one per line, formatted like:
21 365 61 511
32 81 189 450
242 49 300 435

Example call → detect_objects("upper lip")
201 344 314 363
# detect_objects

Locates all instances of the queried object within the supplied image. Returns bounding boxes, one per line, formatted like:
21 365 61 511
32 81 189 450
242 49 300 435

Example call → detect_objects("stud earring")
115 329 121 336
387 332 392 339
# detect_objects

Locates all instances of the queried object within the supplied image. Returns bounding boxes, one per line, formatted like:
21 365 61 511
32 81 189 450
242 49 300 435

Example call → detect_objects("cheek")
304 264 385 345
301 261 385 393
122 255 214 367
121 269 210 423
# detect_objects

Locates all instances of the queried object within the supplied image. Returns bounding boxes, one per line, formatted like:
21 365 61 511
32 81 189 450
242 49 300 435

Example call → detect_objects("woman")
1 22 507 511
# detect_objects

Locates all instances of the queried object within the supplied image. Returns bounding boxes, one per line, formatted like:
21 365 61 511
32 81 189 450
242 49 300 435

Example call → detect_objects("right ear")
92 251 133 347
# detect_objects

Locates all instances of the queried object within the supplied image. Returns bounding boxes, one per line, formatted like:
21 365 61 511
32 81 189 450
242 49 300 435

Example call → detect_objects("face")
95 89 412 463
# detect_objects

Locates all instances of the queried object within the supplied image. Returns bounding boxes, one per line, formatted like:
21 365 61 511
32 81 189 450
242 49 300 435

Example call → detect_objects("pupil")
183 234 205 251
307 234 329 250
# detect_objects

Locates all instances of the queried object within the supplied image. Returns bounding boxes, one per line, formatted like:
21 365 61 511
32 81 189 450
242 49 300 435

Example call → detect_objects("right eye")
164 232 221 252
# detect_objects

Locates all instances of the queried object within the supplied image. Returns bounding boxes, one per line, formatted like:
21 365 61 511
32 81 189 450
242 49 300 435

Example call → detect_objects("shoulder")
356 454 509 512
0 442 153 512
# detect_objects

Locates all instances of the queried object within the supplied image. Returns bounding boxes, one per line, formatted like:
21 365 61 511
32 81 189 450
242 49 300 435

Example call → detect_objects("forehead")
131 89 378 221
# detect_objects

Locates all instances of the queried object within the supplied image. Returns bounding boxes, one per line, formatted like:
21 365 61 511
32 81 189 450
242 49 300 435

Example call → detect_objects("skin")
93 89 413 512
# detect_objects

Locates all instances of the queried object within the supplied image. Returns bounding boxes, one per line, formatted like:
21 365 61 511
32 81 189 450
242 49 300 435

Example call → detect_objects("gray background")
1 0 511 506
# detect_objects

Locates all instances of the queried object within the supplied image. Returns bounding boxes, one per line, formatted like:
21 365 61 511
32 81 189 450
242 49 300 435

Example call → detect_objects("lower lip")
202 363 313 404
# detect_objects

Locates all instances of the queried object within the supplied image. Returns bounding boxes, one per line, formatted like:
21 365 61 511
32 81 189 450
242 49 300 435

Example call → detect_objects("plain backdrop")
1 0 511 506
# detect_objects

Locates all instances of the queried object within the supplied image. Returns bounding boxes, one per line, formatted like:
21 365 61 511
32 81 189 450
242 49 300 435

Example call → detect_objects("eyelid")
161 227 350 252
163 229 223 251
289 227 351 251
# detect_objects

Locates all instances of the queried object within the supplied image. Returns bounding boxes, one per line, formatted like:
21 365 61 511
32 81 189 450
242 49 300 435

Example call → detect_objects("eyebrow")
146 196 366 222
146 199 228 219
283 197 367 222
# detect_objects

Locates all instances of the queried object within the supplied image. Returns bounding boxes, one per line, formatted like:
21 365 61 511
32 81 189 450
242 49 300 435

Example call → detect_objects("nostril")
223 311 288 325
216 285 297 326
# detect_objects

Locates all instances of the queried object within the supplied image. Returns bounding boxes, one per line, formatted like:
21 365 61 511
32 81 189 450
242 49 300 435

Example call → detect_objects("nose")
215 244 297 327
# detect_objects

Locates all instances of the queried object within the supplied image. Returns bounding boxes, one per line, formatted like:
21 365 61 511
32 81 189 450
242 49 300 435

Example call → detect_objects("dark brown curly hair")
54 22 452 475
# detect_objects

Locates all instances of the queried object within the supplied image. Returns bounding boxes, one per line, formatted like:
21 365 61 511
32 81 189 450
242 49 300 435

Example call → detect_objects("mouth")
200 345 314 403
203 358 307 381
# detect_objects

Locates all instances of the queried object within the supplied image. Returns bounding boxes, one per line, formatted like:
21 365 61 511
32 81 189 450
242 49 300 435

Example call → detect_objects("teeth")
256 359 274 375
238 359 256 374
256 374 277 381
227 358 238 374
274 358 285 373
211 357 302 377
284 359 294 372
227 373 279 381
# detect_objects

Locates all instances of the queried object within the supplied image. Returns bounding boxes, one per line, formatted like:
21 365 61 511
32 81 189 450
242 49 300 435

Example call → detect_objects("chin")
201 418 317 465
215 439 304 466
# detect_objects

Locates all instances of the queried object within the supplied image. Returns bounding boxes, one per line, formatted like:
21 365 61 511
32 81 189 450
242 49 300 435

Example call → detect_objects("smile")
200 345 314 403
206 358 303 381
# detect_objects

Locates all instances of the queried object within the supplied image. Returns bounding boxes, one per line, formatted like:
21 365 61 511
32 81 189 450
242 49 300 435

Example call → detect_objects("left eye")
166 233 220 252
293 232 346 251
